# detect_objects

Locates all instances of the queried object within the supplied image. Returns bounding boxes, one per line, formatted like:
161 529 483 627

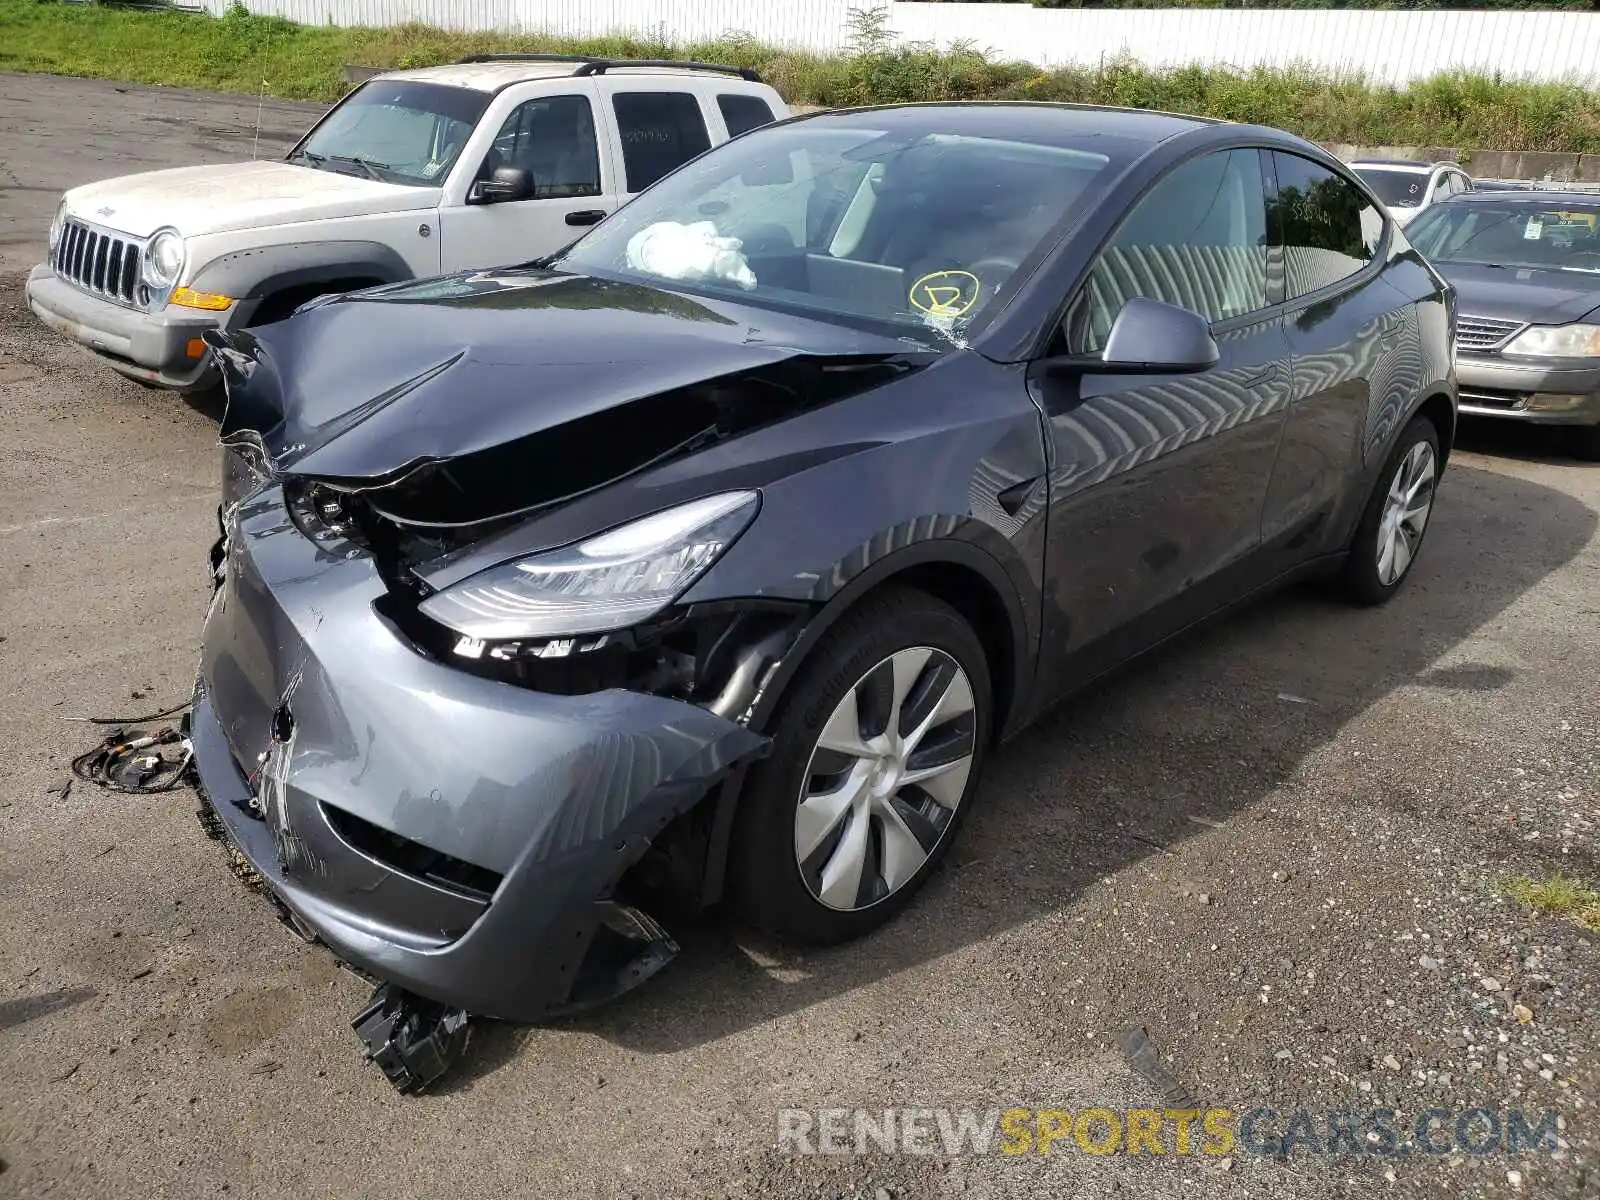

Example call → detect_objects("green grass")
1504 872 1600 932
5 0 1600 152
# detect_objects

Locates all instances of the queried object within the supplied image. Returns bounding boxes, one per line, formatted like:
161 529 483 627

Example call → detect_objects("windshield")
292 81 488 187
1407 201 1600 273
1355 168 1429 208
557 122 1114 335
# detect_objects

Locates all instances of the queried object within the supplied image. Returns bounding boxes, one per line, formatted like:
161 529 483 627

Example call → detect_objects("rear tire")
728 585 991 945
1338 414 1441 605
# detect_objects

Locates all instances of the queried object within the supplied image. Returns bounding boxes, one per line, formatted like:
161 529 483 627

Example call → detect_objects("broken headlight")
417 491 759 640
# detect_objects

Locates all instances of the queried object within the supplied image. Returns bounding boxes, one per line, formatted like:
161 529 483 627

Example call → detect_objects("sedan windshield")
557 121 1115 333
292 81 488 187
1355 168 1429 208
1407 201 1600 273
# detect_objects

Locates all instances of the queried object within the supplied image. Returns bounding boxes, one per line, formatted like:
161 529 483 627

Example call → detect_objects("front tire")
728 586 992 945
1338 415 1441 605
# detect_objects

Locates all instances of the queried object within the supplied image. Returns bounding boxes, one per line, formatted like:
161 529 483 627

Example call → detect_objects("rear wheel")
1338 415 1441 605
728 586 991 944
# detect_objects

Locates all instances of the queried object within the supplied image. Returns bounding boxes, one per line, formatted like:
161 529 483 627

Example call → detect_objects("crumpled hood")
212 267 929 490
1437 261 1600 327
65 160 435 240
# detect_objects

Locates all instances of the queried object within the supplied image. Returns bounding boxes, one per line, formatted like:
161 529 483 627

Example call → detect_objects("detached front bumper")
1456 353 1600 426
26 264 223 389
194 484 767 1022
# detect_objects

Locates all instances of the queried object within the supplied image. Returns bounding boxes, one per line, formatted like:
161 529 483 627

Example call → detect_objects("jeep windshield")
556 115 1117 335
1353 167 1429 208
290 81 489 187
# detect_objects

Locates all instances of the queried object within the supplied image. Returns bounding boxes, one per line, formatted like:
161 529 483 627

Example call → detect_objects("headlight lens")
48 202 66 254
142 228 185 290
1504 323 1600 358
418 491 760 640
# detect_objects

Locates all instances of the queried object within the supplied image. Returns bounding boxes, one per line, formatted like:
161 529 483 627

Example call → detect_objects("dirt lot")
0 73 1596 1200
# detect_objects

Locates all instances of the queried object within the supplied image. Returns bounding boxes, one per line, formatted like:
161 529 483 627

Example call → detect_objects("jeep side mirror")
472 166 536 205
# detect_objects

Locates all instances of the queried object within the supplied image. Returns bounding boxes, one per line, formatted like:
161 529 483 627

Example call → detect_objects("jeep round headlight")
48 202 66 255
142 229 185 290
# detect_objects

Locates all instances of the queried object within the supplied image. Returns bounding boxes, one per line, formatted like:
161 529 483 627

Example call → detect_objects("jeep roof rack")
455 52 760 82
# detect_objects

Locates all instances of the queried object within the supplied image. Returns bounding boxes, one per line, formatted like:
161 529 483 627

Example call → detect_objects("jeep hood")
209 268 933 527
64 160 436 240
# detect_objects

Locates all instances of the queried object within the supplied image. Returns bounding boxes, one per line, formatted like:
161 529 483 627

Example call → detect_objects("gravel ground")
0 73 1596 1200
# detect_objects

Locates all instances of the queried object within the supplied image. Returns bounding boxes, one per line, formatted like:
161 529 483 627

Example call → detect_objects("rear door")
596 83 717 201
436 83 618 272
1259 150 1413 567
1031 147 1293 685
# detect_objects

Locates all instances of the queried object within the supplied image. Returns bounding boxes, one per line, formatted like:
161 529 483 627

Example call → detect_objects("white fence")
217 0 1600 85
895 5 1600 84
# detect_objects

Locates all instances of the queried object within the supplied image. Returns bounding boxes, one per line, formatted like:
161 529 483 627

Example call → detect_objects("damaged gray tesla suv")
193 104 1456 1088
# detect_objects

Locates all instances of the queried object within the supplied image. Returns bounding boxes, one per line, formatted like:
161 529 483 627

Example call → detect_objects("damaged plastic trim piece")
352 984 472 1094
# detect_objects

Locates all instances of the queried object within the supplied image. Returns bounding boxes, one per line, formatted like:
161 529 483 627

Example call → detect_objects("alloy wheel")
794 646 977 912
1376 440 1436 586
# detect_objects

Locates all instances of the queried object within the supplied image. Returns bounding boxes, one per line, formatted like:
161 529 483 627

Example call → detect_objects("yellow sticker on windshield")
909 270 982 319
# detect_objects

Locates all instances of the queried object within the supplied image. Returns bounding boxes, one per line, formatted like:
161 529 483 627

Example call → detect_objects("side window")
717 93 777 139
478 94 600 199
613 92 713 192
1068 149 1268 354
1271 152 1383 300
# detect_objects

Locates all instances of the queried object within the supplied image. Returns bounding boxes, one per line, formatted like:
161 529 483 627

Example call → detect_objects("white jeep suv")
27 55 788 392
1348 158 1475 227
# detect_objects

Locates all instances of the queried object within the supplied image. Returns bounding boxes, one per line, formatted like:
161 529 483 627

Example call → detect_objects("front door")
437 90 619 272
1030 148 1293 689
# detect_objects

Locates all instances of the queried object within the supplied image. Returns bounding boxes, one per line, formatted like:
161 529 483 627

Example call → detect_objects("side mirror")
471 166 535 205
1099 297 1220 373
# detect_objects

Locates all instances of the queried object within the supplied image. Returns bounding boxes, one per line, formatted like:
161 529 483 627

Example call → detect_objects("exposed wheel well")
249 277 386 328
881 560 1019 742
1416 392 1456 465
660 552 1027 910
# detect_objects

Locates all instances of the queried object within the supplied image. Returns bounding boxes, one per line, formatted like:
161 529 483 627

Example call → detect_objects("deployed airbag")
626 221 758 290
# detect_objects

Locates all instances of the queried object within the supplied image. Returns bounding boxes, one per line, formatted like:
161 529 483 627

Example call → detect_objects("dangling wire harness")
66 700 195 794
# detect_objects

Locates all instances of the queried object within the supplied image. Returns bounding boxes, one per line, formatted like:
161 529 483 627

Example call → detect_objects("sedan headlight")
48 202 66 255
142 228 185 291
418 491 760 640
1503 323 1600 358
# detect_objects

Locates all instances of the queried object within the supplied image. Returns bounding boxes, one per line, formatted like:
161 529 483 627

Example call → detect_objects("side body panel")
1029 316 1292 700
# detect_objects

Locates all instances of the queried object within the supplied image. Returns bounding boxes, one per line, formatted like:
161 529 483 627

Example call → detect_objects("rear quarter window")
613 92 712 192
717 93 777 138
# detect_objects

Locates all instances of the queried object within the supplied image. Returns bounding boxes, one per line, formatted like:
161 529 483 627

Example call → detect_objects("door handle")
565 209 606 227
1239 365 1278 389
